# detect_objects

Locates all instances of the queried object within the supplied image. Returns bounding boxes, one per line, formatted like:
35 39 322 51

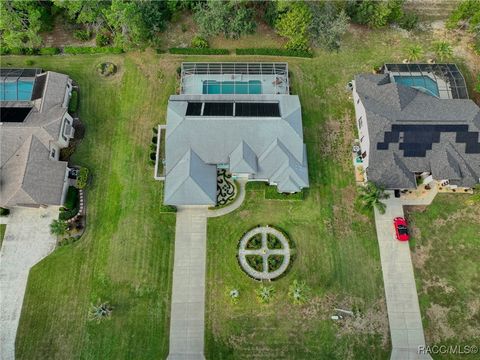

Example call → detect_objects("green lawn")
407 195 480 360
204 29 423 359
3 53 177 359
3 25 477 359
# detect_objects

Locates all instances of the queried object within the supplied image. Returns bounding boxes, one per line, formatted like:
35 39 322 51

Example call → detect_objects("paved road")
374 194 432 360
168 206 208 360
0 207 58 360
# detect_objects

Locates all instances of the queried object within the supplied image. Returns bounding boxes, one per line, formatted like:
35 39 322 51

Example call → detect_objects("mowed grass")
2 52 177 359
407 195 480 360
204 29 417 360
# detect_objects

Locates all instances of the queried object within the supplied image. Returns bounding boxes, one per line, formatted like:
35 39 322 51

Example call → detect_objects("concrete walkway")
168 206 208 360
207 179 246 218
0 207 58 360
374 194 432 360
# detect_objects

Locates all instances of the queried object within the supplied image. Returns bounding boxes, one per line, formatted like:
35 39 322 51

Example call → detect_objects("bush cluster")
73 29 93 41
59 205 79 221
95 32 111 47
39 47 61 55
168 47 229 55
64 46 123 54
236 48 313 58
69 90 79 113
191 36 209 48
76 167 89 189
64 186 79 210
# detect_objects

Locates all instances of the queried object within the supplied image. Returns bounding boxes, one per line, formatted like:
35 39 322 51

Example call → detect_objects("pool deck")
181 74 289 95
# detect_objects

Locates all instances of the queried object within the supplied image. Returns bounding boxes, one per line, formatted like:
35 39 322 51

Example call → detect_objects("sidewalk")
168 206 208 360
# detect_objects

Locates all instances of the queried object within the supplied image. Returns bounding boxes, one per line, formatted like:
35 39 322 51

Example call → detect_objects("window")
360 136 364 143
362 151 367 158
358 116 363 128
51 148 56 158
357 98 360 104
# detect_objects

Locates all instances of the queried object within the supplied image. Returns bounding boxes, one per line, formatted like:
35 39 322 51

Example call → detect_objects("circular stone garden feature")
238 226 291 280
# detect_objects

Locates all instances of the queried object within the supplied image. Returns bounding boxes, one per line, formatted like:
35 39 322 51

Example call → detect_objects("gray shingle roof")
0 70 70 207
164 94 309 205
355 73 480 188
164 149 217 205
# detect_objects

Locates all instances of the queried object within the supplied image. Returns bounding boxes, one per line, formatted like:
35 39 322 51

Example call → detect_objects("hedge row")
1 46 122 55
168 47 229 55
63 46 123 54
236 48 313 58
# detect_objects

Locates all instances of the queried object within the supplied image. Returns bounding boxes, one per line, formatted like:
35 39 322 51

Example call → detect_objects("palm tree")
433 41 453 61
406 44 423 62
358 181 390 214
256 285 275 304
50 219 68 236
288 280 310 305
89 302 113 322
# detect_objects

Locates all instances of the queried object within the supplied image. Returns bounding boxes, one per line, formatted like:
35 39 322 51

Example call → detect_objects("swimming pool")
393 75 439 97
203 80 262 94
0 80 34 101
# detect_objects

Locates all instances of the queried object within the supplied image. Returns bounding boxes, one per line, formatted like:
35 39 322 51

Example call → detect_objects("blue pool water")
203 80 262 94
393 75 439 97
0 80 34 101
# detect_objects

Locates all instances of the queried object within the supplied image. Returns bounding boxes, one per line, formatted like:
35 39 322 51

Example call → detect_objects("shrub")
246 234 262 249
288 280 310 304
256 285 275 304
25 59 35 66
152 127 158 134
181 24 188 33
59 205 79 221
73 29 92 41
50 219 69 236
39 47 60 55
0 207 10 216
0 47 10 55
168 47 229 55
76 167 89 189
268 255 284 271
236 48 313 58
96 32 111 47
191 36 209 48
398 12 418 30
150 152 156 161
152 136 158 144
64 46 123 55
476 73 480 93
69 90 78 113
432 41 453 61
64 186 79 210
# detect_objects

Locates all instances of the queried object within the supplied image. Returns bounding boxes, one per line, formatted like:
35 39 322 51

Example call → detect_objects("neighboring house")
0 68 75 208
352 63 480 190
159 62 309 206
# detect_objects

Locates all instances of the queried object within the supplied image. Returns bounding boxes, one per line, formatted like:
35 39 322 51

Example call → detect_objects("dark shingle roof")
355 73 480 188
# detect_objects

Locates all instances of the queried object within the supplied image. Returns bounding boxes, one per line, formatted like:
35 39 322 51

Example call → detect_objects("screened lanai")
383 63 469 100
180 62 290 95
0 68 42 102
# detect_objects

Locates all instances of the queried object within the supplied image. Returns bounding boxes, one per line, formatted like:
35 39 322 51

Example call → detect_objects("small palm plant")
256 285 275 304
288 280 310 305
406 44 423 62
358 181 390 214
433 41 453 61
50 219 68 236
229 288 240 304
89 302 113 322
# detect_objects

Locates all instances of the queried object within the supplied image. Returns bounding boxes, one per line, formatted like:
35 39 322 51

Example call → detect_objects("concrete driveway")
0 207 58 360
374 194 431 360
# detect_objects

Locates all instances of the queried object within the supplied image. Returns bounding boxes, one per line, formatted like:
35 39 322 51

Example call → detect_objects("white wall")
352 82 370 169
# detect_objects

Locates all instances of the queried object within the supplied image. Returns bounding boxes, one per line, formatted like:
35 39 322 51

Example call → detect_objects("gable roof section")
229 141 257 173
164 149 217 205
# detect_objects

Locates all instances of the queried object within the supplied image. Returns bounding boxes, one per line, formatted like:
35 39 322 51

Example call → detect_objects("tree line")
4 0 475 54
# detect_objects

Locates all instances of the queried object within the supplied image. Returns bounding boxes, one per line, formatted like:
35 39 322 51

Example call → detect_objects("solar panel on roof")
378 124 480 157
186 102 202 116
0 106 32 122
203 102 234 116
235 102 280 117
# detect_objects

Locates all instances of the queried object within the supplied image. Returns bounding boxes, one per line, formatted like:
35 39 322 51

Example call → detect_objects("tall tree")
0 0 47 49
194 0 256 39
53 0 110 26
308 2 349 51
275 1 312 51
358 181 390 214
